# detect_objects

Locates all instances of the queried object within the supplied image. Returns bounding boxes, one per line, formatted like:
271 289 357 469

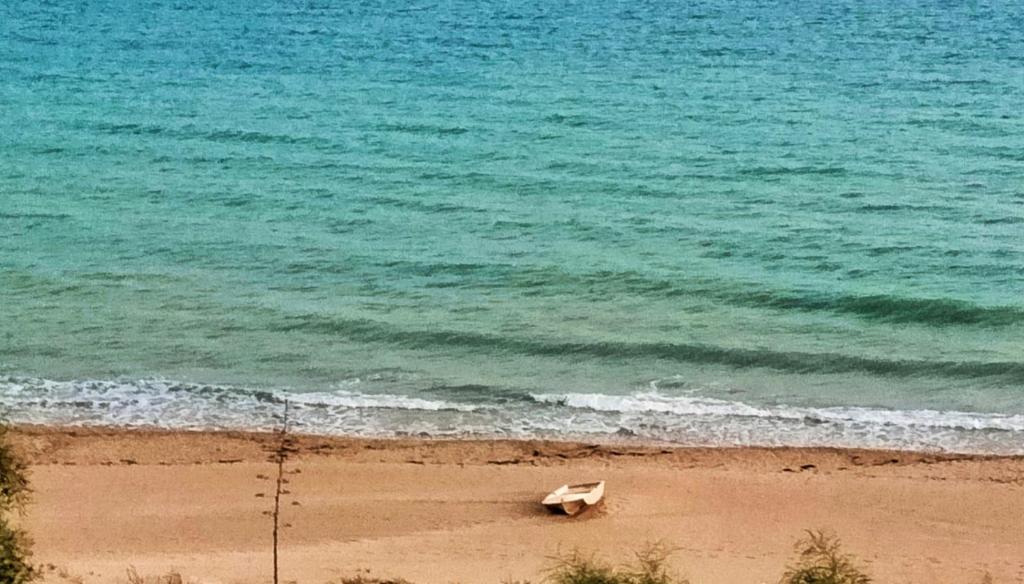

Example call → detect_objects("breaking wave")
529 391 1024 433
2 376 1023 454
0 377 478 434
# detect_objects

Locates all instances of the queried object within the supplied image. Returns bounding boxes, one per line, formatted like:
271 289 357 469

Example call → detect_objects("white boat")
542 481 605 516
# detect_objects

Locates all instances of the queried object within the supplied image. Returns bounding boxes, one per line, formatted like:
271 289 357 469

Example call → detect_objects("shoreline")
12 414 1024 459
6 377 1024 457
11 423 1024 467
11 425 1024 584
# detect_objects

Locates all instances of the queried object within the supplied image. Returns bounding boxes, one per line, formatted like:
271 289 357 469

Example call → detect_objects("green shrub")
779 530 870 584
0 422 36 584
546 544 688 584
0 516 34 577
0 425 30 514
0 518 35 584
546 551 619 584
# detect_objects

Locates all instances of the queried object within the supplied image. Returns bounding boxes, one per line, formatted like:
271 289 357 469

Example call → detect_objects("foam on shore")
3 375 1022 455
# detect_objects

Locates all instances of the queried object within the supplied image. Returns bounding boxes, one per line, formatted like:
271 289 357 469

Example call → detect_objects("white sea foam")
2 376 1023 454
529 391 1024 433
0 376 478 432
286 390 478 412
531 391 777 419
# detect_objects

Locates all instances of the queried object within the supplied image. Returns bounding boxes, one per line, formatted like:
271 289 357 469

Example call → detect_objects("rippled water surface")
2 0 1023 452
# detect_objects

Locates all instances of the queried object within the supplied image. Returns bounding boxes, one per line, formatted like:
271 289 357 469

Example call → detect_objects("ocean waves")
3 0 1024 456
327 261 1024 328
529 391 1024 434
2 376 1022 454
0 377 479 433
726 289 1024 327
87 121 338 149
269 315 1024 383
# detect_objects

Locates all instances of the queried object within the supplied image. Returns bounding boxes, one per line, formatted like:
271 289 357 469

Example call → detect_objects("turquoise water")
2 0 1023 452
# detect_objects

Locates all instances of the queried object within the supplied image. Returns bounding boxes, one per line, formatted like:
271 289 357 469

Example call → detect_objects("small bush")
779 530 870 584
627 544 679 584
0 517 35 584
546 551 618 584
546 544 688 584
0 422 36 584
125 567 189 584
0 425 30 514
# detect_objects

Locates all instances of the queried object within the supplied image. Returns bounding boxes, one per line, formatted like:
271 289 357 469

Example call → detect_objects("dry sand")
9 426 1024 584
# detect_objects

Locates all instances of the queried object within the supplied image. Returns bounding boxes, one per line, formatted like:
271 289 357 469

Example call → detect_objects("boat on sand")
542 481 605 515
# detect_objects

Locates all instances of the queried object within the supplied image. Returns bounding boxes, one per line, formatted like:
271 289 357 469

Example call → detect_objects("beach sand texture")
11 427 1024 584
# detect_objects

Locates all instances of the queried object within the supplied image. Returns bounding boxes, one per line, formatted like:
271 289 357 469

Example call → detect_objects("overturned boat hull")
542 481 605 516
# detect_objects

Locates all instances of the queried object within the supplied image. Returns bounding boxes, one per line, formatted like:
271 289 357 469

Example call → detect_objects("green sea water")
2 0 1023 452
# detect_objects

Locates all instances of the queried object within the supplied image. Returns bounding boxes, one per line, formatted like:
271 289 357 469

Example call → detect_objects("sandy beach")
10 426 1024 584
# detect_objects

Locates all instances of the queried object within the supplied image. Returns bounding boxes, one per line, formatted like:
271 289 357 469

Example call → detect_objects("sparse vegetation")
260 400 300 584
779 530 871 584
38 563 84 584
545 543 689 584
337 577 413 584
0 422 36 583
125 566 193 584
0 516 36 584
0 426 30 513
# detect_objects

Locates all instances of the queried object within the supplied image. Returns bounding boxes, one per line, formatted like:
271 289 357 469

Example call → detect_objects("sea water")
2 0 1023 453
